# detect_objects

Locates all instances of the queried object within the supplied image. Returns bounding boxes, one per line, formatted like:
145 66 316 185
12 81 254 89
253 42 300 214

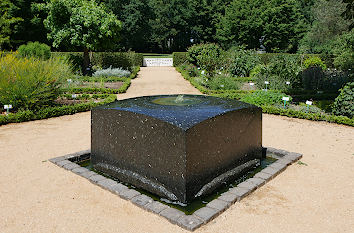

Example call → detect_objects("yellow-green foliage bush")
0 53 72 111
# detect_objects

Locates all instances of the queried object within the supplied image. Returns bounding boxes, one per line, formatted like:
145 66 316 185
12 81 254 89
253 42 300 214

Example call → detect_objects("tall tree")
7 0 48 49
0 0 22 49
44 0 121 73
299 0 352 54
262 0 306 52
107 0 153 52
216 0 264 49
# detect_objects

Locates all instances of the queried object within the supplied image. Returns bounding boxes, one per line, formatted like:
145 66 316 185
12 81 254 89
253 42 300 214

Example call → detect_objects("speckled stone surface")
91 95 263 203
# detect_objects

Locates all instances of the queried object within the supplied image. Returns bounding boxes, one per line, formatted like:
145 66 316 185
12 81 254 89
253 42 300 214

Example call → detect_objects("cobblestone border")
49 148 302 231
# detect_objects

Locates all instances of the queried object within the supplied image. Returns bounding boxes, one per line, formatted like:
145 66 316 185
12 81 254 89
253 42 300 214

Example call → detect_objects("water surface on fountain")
98 94 256 130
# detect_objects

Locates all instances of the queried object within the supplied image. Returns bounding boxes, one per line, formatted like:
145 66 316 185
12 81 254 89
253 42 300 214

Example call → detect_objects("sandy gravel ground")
0 67 353 233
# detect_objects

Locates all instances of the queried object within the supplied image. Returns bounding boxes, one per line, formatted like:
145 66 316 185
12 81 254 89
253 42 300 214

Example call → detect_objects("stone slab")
177 215 204 231
254 172 273 181
193 207 219 223
218 193 238 204
228 187 252 200
206 199 230 212
237 180 258 191
110 183 129 195
131 194 154 207
63 163 80 171
144 201 168 214
79 171 96 179
89 174 106 183
119 189 141 200
56 160 71 167
159 208 185 224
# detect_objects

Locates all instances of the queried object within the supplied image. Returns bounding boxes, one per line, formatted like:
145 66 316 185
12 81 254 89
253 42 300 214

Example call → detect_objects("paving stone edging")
49 148 302 231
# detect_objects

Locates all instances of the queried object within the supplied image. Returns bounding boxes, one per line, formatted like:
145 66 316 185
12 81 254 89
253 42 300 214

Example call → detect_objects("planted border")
0 67 140 126
176 66 354 127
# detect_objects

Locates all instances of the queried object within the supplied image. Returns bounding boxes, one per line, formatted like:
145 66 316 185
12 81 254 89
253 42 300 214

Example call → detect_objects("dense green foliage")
303 56 326 70
18 41 51 60
240 90 291 106
44 0 121 73
226 46 260 77
332 82 354 118
51 51 143 72
187 43 223 74
1 0 352 55
177 64 354 127
0 0 22 49
172 52 187 66
254 55 302 91
0 53 72 111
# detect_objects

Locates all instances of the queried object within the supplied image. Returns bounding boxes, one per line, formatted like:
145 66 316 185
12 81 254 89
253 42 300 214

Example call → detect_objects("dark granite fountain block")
91 95 262 203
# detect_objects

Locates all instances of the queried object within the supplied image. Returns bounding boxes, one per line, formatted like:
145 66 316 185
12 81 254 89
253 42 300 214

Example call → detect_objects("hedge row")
173 52 188 66
52 52 143 71
261 105 354 127
172 52 333 67
0 95 116 126
177 65 353 127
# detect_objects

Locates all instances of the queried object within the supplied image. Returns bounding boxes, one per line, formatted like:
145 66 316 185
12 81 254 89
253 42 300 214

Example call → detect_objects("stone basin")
91 95 263 203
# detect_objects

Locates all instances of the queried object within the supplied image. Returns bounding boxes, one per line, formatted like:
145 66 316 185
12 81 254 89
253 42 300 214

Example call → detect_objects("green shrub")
206 75 240 91
304 56 327 70
255 55 302 91
180 63 199 77
332 82 354 118
0 53 72 111
250 64 266 78
187 43 223 75
240 90 291 106
51 52 143 73
331 29 354 71
173 52 188 66
18 42 51 60
226 46 260 77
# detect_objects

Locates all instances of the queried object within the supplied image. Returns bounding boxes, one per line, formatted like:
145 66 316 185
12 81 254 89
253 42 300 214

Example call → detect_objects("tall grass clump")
0 53 72 111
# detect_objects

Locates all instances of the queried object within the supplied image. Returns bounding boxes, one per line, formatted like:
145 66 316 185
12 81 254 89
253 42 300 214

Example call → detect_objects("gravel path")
0 67 353 233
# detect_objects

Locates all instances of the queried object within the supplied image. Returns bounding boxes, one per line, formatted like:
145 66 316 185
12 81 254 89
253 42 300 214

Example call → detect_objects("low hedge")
0 95 117 126
74 66 140 82
173 52 188 66
261 105 354 127
62 66 139 94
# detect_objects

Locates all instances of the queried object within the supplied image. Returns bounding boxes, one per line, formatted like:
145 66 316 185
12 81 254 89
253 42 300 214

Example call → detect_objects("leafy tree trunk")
83 47 90 75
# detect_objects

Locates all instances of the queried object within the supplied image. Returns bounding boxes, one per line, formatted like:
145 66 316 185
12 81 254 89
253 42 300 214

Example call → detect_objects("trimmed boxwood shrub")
173 52 187 66
18 42 51 60
332 82 354 118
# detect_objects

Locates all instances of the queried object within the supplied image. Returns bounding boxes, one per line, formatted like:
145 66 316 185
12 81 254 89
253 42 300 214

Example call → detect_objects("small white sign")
264 81 269 84
282 97 290 101
306 100 313 105
72 94 77 99
286 81 290 85
249 82 255 86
